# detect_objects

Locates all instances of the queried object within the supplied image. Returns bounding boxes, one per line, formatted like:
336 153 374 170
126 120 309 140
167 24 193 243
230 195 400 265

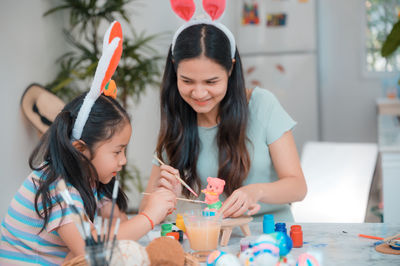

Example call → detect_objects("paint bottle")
177 230 184 242
166 231 180 241
161 223 172 236
239 235 258 251
202 210 216 216
175 214 186 233
275 222 287 234
263 214 275 234
290 225 303 248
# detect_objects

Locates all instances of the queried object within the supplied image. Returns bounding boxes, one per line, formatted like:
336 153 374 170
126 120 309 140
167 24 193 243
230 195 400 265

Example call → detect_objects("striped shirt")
0 170 102 265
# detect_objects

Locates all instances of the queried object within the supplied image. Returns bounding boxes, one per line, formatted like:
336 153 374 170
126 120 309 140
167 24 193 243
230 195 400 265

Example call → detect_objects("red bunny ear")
101 21 123 92
170 0 195 21
203 0 226 21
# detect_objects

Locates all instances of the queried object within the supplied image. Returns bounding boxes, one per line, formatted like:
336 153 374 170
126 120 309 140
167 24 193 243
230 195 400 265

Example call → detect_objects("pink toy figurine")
202 177 225 211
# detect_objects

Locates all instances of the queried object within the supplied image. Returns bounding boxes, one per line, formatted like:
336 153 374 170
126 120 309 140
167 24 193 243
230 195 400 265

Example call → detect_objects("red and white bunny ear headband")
170 0 236 59
72 21 123 140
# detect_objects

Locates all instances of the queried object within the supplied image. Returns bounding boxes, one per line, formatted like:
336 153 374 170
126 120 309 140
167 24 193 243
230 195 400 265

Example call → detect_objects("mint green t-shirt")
154 87 297 221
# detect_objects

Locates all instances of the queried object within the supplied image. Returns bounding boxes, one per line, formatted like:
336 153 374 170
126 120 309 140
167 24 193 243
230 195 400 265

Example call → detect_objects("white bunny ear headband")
71 21 122 140
170 0 236 59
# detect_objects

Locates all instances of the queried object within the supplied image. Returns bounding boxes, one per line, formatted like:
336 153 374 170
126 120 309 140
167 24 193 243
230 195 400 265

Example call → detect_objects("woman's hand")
142 188 177 225
218 184 261 218
157 164 182 196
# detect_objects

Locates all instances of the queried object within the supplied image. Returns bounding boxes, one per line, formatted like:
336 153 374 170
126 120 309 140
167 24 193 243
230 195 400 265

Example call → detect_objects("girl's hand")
98 201 128 222
157 164 182 196
218 184 261 218
142 188 177 225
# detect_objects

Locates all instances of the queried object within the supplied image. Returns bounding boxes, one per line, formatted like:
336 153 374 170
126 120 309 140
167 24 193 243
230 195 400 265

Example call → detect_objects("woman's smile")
193 98 210 106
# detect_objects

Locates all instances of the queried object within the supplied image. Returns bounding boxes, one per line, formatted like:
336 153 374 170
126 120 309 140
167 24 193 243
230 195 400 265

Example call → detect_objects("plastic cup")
85 242 116 265
183 209 222 261
85 240 149 265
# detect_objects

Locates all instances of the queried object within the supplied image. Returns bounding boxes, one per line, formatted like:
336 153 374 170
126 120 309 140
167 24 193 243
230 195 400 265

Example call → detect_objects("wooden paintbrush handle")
384 233 400 242
142 192 205 204
153 155 198 197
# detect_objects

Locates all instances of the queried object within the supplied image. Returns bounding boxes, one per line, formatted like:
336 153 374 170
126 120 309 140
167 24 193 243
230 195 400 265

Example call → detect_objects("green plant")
381 20 400 58
381 18 400 87
44 0 164 191
366 0 400 72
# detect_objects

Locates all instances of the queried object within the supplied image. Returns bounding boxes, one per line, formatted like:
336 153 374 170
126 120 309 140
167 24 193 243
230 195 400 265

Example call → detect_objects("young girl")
140 1 306 222
0 22 176 265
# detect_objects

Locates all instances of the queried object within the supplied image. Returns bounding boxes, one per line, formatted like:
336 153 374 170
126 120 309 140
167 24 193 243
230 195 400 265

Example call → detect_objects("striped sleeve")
45 181 86 233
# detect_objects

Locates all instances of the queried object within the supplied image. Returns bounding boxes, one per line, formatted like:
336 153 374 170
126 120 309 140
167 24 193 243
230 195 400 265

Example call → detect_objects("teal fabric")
153 87 297 221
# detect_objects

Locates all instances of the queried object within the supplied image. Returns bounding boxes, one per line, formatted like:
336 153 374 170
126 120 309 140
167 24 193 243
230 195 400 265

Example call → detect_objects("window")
365 0 400 73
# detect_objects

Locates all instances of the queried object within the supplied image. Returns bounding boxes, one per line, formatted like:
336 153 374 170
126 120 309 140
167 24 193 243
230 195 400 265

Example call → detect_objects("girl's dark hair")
30 94 130 232
157 24 251 197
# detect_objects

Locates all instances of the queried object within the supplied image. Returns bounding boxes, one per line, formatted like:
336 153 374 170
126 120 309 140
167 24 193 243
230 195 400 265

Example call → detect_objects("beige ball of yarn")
110 240 150 266
62 240 149 266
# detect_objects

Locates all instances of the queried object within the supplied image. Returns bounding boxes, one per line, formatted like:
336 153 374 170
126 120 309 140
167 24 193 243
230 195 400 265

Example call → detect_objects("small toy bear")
202 177 225 211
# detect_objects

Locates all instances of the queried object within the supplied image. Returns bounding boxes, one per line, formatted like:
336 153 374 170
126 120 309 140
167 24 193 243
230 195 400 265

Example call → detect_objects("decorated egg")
207 250 241 266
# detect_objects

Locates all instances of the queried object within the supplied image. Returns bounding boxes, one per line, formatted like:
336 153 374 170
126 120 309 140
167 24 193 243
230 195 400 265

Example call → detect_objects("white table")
292 141 377 223
140 222 400 265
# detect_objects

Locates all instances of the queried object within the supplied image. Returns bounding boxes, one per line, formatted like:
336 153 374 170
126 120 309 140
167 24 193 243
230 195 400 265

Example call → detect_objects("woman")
140 21 306 221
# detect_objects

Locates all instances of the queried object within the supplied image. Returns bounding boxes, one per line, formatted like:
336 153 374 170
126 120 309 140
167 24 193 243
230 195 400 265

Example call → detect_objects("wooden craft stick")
142 192 205 204
383 233 400 242
153 155 199 198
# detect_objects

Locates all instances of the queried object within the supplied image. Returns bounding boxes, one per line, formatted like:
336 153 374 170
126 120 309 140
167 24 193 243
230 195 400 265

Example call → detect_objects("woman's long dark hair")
157 24 251 197
30 94 129 232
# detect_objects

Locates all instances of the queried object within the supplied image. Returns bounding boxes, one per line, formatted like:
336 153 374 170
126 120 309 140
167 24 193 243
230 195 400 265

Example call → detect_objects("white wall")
318 0 382 142
0 0 67 218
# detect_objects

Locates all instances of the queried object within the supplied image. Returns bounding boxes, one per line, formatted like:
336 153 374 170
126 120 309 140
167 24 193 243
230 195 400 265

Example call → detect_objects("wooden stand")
219 216 253 246
375 243 400 255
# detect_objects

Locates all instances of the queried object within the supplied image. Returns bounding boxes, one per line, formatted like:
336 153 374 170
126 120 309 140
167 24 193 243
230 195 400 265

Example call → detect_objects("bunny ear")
170 0 195 21
72 21 123 140
100 21 123 93
202 0 226 21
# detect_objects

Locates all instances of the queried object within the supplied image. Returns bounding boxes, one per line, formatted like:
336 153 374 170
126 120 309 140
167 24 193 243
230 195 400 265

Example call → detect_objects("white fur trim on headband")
171 18 236 59
71 37 120 140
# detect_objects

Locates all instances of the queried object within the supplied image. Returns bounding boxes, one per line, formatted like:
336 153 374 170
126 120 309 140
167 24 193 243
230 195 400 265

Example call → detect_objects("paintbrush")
82 217 96 246
383 233 400 242
106 176 119 242
153 155 199 198
141 192 205 204
102 218 109 243
56 179 87 239
94 215 102 244
108 218 121 264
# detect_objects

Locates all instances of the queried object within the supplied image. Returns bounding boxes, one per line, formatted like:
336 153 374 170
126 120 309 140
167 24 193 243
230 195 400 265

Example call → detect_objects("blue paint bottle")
262 214 275 234
275 222 287 234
